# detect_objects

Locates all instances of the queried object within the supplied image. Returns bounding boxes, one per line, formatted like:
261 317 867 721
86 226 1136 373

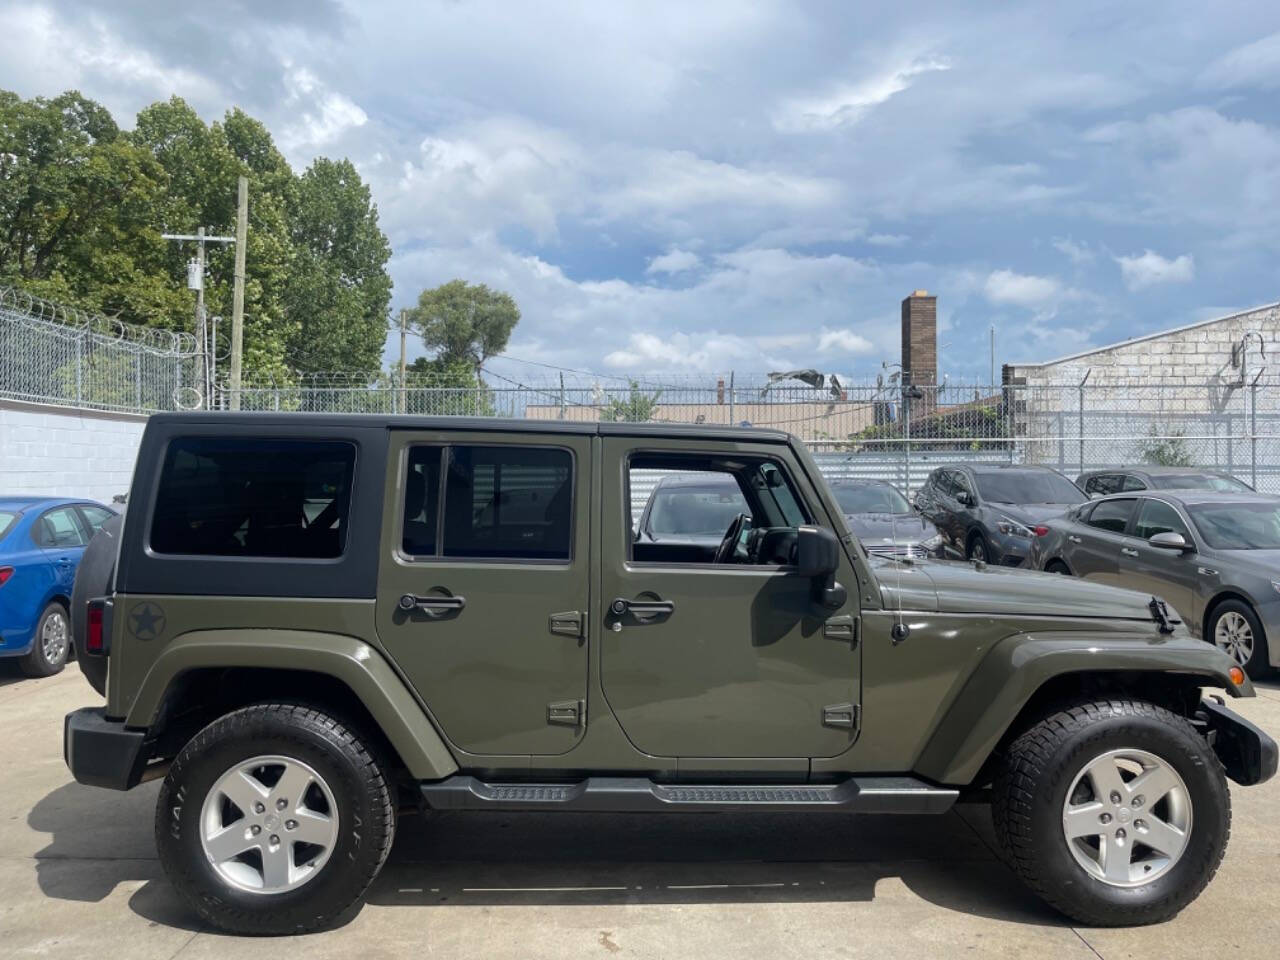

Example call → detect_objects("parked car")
64 414 1274 934
828 478 943 559
1033 490 1280 676
634 472 749 549
0 496 115 676
915 464 1087 565
1078 466 1252 498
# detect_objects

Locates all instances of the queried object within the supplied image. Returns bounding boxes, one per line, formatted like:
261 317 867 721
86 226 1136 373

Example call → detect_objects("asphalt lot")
1 664 1278 959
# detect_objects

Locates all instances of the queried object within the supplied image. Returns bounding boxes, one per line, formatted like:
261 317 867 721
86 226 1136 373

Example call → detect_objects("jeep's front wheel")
992 699 1229 926
156 703 396 935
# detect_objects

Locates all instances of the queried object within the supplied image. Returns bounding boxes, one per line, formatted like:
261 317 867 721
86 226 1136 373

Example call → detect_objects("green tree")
404 355 494 415
407 279 519 380
285 158 392 375
1140 427 1195 467
600 380 662 422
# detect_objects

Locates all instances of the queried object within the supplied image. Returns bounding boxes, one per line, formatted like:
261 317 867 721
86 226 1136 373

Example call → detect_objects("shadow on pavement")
29 779 1062 930
0 660 30 688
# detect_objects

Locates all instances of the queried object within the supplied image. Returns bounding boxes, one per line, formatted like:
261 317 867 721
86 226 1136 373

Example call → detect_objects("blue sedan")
0 497 115 676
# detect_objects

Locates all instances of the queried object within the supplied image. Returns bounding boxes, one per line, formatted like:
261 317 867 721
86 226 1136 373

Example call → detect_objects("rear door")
1069 497 1138 585
375 430 592 757
598 437 861 760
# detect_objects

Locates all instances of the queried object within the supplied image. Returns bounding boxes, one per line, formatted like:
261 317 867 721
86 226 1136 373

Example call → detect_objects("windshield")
1188 501 1280 549
0 510 15 541
1153 473 1251 492
833 483 911 514
647 485 748 536
975 471 1086 505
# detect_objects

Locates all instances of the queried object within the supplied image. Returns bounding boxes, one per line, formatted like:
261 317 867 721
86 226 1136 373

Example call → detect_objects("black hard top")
146 412 794 444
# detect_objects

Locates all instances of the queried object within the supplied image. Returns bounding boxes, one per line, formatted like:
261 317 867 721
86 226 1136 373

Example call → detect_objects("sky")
3 0 1280 385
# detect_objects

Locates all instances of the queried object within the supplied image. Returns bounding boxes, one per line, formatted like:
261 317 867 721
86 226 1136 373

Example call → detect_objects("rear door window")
35 506 88 548
150 437 356 558
1085 498 1136 534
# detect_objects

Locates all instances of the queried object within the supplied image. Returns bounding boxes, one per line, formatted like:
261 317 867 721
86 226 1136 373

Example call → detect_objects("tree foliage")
1140 427 1195 467
600 380 663 422
407 279 519 380
0 89 393 381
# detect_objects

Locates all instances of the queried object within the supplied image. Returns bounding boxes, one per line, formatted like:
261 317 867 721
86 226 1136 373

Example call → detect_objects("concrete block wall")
0 399 146 504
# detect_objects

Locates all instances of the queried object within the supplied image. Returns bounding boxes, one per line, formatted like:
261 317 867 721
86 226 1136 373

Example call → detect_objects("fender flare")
126 628 458 780
913 631 1248 786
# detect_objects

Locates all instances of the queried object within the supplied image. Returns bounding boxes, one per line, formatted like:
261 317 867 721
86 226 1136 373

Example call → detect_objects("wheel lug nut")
1132 796 1143 808
1099 813 1112 824
285 819 297 831
250 825 261 836
276 798 287 810
1109 791 1122 804
1115 828 1127 841
253 802 265 814
270 834 279 845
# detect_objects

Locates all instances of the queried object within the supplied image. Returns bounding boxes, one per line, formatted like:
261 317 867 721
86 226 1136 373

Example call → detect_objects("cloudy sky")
4 0 1280 383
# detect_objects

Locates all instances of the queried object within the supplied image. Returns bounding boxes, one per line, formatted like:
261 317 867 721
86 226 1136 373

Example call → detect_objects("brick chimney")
901 289 937 387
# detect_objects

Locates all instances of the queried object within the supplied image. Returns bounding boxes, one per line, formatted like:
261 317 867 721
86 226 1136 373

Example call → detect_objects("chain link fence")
4 286 1280 492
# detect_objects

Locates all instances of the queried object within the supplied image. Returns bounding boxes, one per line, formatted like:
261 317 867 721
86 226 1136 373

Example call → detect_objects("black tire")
992 699 1229 926
1205 599 1270 679
156 703 396 935
1045 560 1072 575
20 601 70 677
967 532 991 563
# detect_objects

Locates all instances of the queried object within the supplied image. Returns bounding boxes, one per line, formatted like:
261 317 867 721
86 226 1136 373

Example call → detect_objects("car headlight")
996 516 1033 538
1271 580 1280 596
919 533 943 549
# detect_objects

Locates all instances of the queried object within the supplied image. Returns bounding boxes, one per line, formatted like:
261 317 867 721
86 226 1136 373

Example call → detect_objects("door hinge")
822 702 860 730
547 699 585 727
548 610 585 639
823 615 858 647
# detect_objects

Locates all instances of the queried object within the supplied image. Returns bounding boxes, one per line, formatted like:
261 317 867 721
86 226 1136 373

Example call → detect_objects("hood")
1216 548 1280 574
991 503 1079 524
845 513 937 545
874 557 1175 624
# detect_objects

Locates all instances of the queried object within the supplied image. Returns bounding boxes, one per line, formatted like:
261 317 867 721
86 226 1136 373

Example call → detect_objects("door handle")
1120 547 1139 557
1067 535 1082 544
610 598 675 618
398 593 466 612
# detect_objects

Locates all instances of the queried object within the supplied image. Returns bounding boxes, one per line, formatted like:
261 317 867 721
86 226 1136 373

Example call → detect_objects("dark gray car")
634 472 749 549
915 464 1087 566
828 478 943 559
1078 466 1252 498
1032 491 1280 676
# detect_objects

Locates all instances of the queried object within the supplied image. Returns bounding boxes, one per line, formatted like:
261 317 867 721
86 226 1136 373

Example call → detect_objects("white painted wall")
0 399 146 504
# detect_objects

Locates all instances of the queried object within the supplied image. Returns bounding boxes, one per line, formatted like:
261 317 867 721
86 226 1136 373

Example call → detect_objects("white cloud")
279 66 368 154
774 55 951 133
816 328 874 354
867 233 910 247
1052 236 1094 264
1200 31 1280 90
646 249 701 275
1114 250 1195 291
983 269 1062 307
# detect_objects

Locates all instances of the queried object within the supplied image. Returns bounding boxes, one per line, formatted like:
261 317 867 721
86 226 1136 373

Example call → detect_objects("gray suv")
1033 491 1280 676
916 464 1087 565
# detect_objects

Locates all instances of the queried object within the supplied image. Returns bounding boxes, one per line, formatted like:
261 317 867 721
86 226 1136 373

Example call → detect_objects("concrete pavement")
1 663 1278 959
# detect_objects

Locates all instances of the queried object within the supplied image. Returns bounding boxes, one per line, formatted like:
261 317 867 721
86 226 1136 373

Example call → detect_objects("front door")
1120 497 1200 624
598 437 862 759
375 431 591 756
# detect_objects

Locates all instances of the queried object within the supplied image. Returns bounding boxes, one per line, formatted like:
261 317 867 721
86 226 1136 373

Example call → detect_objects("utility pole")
230 175 248 411
163 225 236 409
990 325 996 387
398 308 408 415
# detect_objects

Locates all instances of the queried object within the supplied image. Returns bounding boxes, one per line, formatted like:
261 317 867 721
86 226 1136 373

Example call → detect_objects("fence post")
729 370 735 425
75 334 83 406
1078 368 1091 476
1251 368 1264 490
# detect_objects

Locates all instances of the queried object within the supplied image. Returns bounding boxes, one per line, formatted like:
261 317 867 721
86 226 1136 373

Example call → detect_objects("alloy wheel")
41 610 68 665
1213 611 1254 666
199 755 339 894
1061 747 1192 887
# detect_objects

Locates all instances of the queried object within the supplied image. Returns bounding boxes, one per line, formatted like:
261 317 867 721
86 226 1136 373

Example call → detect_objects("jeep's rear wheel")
156 703 396 935
992 699 1229 926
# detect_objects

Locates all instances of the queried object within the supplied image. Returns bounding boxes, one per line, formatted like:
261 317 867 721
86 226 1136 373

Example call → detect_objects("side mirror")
956 491 972 506
1148 531 1193 552
796 526 846 609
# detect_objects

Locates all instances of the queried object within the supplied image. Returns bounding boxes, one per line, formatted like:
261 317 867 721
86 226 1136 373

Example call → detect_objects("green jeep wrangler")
64 414 1276 935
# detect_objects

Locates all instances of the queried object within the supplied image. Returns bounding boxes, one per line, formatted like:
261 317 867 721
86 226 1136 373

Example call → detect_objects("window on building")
150 437 355 558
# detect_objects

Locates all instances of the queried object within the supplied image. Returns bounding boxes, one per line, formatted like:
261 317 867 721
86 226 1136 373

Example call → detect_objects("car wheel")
1206 600 1269 678
1045 560 1072 576
156 703 396 935
20 602 70 677
992 699 1229 926
967 533 990 563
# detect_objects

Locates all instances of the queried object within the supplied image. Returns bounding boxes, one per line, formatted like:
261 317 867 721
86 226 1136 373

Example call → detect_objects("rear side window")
1121 474 1147 492
402 445 573 561
1084 474 1121 496
150 437 356 558
0 511 16 541
1085 498 1136 534
79 504 113 534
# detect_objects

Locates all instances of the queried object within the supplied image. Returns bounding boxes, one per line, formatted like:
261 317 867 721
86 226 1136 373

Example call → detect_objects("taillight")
1033 525 1050 537
0 567 12 586
86 600 105 655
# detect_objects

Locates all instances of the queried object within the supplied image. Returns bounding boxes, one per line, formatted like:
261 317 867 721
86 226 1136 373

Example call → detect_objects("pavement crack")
1071 928 1105 959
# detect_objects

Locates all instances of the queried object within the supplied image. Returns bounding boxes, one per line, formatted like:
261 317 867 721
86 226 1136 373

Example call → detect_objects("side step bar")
420 775 958 815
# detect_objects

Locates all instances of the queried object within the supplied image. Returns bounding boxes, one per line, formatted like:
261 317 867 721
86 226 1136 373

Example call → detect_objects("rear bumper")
63 707 148 790
1200 697 1278 786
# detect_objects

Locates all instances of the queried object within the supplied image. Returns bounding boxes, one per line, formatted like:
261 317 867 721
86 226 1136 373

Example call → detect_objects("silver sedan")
1031 491 1280 677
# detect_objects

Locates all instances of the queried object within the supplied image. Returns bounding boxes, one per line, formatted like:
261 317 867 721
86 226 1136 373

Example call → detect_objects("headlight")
1271 580 1280 596
919 533 943 549
996 516 1033 538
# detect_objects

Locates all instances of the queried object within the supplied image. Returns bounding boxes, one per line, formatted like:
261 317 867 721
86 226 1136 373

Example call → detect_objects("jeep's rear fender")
914 631 1250 786
127 628 458 780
